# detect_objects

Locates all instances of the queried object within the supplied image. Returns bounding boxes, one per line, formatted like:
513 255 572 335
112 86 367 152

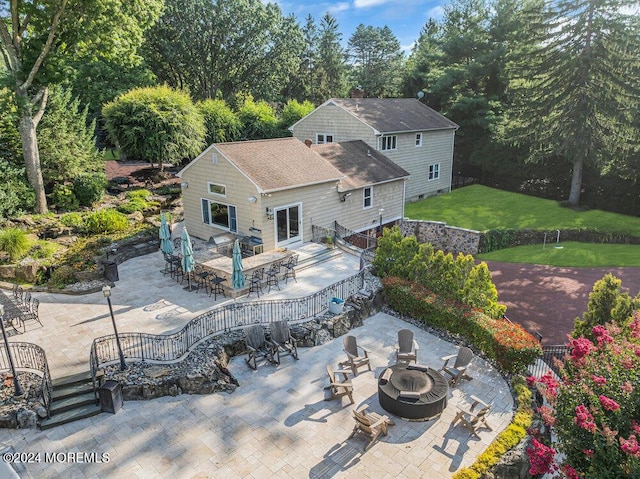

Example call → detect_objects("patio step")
295 247 343 272
41 371 104 430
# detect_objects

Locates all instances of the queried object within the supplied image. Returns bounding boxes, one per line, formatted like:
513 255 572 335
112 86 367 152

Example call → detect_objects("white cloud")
426 6 444 19
328 2 350 13
354 0 390 8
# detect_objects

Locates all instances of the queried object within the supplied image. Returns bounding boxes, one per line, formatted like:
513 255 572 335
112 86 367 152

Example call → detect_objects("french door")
275 204 301 247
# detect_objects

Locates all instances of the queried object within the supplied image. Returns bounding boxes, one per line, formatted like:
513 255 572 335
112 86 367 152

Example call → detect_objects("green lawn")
477 242 640 267
404 185 640 267
405 184 640 236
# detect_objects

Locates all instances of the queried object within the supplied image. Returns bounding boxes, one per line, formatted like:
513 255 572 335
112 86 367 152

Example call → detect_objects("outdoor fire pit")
378 363 448 421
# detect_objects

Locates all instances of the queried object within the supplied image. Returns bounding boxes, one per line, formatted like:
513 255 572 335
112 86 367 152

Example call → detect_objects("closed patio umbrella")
231 239 245 289
159 213 173 255
181 227 196 291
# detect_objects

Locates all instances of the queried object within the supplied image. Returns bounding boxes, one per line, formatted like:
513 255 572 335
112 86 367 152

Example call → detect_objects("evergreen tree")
509 0 640 206
347 24 404 97
316 14 348 101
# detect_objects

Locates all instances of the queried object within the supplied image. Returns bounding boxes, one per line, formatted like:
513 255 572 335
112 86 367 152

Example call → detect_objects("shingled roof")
213 137 343 193
312 140 409 191
328 98 458 133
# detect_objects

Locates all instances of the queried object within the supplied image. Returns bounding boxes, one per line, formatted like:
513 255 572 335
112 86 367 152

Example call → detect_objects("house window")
316 134 334 144
381 135 397 151
428 164 440 180
363 187 373 209
415 133 422 146
201 198 237 232
208 182 226 196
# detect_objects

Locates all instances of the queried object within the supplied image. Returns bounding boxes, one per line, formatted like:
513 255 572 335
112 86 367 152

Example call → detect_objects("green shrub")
382 276 542 374
60 212 86 230
0 227 32 262
73 173 106 206
48 265 78 288
117 197 148 214
28 240 61 259
125 188 152 200
50 183 79 212
85 209 129 234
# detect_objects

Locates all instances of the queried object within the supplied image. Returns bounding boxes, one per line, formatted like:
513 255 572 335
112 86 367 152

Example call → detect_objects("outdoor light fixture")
0 305 23 396
378 208 385 234
265 207 274 220
340 193 352 202
102 285 127 371
248 196 257 203
180 182 189 189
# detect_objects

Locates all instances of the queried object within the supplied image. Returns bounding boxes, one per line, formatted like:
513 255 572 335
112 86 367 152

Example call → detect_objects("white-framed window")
316 134 334 144
415 133 422 146
363 186 373 209
201 198 237 232
207 182 226 196
428 163 440 180
381 135 397 151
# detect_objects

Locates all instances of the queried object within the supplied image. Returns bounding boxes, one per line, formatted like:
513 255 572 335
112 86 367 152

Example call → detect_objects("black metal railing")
335 221 378 250
0 342 52 417
527 345 569 378
91 268 367 376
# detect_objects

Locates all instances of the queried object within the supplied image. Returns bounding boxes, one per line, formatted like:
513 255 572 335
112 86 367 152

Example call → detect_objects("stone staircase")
39 371 103 430
292 243 345 272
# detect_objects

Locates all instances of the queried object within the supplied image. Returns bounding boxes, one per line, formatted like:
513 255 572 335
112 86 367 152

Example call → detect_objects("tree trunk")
18 110 48 214
568 156 584 207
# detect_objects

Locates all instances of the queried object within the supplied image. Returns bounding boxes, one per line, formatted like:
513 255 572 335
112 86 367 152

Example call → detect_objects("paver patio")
0 243 514 478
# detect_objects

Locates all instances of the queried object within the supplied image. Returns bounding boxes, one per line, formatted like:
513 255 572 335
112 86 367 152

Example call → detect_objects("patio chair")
19 291 32 313
440 346 474 387
395 329 419 364
244 324 279 370
21 298 42 332
348 404 394 451
451 395 492 439
282 254 298 283
193 264 210 293
343 335 371 376
265 262 282 292
247 268 264 298
324 364 354 405
269 320 298 360
207 272 227 300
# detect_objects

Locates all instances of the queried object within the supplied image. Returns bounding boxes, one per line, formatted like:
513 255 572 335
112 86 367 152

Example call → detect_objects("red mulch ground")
105 161 640 346
486 262 640 345
104 160 181 187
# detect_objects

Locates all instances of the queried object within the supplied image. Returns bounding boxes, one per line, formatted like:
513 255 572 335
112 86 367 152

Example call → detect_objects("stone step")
52 370 103 388
50 392 97 416
52 381 94 401
39 403 103 430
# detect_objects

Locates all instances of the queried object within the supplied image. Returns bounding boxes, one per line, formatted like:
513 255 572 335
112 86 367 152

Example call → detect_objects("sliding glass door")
275 204 301 246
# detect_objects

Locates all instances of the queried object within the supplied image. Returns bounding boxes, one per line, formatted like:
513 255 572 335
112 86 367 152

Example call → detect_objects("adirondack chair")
244 324 279 370
451 395 492 438
395 329 419 364
348 404 394 450
343 335 371 376
269 320 298 360
324 364 354 405
440 346 474 387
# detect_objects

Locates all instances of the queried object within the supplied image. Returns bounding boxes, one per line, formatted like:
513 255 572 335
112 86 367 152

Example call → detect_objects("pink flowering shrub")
528 321 640 478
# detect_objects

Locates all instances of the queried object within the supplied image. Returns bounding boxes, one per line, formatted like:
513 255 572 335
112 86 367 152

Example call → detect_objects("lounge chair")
451 395 492 438
269 320 298 360
395 329 419 364
244 324 279 370
440 346 474 387
324 364 354 405
348 404 394 450
343 335 371 376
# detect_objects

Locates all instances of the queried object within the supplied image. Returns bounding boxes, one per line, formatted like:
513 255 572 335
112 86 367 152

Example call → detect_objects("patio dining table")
0 289 26 333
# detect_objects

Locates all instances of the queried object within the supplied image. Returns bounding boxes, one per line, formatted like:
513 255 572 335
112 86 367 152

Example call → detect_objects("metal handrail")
90 267 368 372
0 342 52 417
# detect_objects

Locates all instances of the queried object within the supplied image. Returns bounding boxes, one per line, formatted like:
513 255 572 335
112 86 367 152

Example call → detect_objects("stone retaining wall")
399 220 481 255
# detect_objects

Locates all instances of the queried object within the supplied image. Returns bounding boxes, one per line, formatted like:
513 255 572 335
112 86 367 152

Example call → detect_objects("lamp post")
102 286 127 371
378 208 384 235
0 305 23 396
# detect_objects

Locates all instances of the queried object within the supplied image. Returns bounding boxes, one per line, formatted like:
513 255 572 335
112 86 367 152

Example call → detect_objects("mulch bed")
105 160 181 188
487 261 640 345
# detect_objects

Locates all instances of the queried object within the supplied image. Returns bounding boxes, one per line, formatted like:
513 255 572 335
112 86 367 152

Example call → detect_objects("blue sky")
274 0 447 53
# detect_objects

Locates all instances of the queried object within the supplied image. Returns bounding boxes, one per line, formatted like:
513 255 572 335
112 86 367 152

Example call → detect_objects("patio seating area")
0 312 514 478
